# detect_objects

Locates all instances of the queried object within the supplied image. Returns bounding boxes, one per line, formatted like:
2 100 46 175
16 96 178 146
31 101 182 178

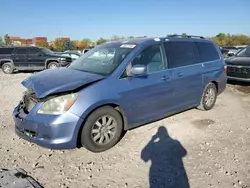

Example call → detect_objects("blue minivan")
13 36 227 152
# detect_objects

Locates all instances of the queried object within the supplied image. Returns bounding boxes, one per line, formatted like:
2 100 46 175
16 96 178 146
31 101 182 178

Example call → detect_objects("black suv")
226 46 250 82
0 47 72 74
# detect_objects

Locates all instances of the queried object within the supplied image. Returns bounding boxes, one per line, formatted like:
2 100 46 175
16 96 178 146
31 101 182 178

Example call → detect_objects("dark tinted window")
0 48 14 54
164 42 195 68
236 46 250 57
28 48 40 55
15 48 27 55
196 42 219 62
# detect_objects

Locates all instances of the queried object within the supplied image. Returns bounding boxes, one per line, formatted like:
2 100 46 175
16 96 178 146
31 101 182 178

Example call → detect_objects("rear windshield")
0 48 14 54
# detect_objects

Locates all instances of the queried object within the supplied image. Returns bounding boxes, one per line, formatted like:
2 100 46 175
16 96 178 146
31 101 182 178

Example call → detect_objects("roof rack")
167 35 205 39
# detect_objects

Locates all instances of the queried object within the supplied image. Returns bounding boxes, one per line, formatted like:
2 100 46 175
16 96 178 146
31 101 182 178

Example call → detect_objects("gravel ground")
0 72 250 188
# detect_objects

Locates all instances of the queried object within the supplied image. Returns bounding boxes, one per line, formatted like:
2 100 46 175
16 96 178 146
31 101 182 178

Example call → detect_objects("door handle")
28 58 31 60
178 72 183 77
16 57 19 60
161 76 170 81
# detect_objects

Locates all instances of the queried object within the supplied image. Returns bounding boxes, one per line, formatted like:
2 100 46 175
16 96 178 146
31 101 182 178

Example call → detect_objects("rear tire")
2 63 14 74
81 106 124 153
47 62 59 69
197 83 217 111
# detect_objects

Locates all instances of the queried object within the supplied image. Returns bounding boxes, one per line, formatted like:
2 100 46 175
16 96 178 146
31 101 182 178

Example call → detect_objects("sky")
1 0 250 41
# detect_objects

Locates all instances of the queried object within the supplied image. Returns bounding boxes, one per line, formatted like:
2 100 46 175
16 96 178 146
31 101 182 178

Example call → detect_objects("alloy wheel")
204 88 215 107
49 64 58 69
91 115 117 145
3 64 11 74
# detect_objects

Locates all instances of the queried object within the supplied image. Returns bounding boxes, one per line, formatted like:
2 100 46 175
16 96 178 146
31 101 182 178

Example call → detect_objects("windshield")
69 43 135 75
236 46 250 57
42 48 54 55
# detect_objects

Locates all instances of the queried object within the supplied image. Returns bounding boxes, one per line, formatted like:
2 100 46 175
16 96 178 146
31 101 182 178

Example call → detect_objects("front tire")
47 62 59 69
197 83 217 111
81 106 124 153
2 63 14 74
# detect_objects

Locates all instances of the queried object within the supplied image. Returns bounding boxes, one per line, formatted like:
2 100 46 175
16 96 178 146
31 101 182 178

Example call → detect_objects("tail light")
223 65 227 72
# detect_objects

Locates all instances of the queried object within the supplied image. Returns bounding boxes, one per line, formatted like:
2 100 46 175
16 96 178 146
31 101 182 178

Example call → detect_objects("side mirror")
130 64 147 76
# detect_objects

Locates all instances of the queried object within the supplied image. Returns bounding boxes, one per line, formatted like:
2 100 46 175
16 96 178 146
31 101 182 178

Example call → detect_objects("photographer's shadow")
141 126 189 188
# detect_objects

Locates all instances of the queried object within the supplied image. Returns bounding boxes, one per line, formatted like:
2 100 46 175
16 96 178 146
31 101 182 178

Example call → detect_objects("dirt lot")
0 72 250 188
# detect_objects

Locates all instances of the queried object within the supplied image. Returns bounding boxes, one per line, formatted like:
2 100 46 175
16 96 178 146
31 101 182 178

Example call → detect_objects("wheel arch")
45 59 59 68
211 80 218 92
0 59 14 67
76 103 128 148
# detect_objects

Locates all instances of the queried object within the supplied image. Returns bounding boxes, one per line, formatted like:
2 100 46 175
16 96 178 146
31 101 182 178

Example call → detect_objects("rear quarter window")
196 42 220 62
0 48 14 54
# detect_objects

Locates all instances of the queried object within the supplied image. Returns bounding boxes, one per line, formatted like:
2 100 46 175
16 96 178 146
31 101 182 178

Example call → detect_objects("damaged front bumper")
13 101 83 149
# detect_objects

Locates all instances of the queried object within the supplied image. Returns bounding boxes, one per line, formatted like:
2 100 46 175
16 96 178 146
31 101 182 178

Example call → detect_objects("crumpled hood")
21 68 105 98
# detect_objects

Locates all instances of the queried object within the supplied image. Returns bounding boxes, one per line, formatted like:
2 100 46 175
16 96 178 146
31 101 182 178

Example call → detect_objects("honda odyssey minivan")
13 36 227 152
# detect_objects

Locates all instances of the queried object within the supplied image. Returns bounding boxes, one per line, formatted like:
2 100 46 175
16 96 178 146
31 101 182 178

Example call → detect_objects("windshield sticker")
120 44 136 48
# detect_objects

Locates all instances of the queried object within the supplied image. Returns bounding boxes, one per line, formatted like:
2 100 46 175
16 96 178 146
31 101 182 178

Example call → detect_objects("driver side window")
122 44 166 78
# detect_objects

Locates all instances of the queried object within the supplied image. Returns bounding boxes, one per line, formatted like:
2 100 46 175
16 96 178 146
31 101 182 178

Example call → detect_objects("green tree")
182 33 188 37
96 37 107 45
210 33 250 46
0 37 3 46
71 41 78 50
81 38 92 48
36 40 49 48
128 36 134 39
166 33 178 37
4 34 10 46
110 35 120 41
53 38 67 51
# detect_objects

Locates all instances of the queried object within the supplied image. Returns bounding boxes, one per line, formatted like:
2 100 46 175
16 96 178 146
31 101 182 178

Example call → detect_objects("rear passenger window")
0 48 14 54
196 42 219 62
164 42 196 68
16 48 27 55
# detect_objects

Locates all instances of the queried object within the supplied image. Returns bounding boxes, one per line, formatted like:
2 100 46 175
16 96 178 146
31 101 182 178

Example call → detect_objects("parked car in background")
13 36 227 152
0 47 72 74
82 49 90 54
226 46 250 82
54 51 81 61
64 50 82 55
220 47 229 57
222 46 243 57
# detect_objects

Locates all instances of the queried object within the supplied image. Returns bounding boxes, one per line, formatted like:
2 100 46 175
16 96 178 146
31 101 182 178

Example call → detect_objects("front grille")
227 66 250 78
16 126 37 138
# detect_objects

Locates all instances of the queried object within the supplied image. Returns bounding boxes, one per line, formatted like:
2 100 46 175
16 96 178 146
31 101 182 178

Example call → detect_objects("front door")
163 41 203 110
119 44 175 128
13 48 28 69
27 47 45 70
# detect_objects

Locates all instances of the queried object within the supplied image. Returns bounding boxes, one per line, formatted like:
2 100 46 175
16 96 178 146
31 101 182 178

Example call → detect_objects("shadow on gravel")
12 70 40 74
141 126 189 188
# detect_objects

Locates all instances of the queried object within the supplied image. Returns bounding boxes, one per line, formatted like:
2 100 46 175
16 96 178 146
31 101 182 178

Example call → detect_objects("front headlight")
37 93 78 115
